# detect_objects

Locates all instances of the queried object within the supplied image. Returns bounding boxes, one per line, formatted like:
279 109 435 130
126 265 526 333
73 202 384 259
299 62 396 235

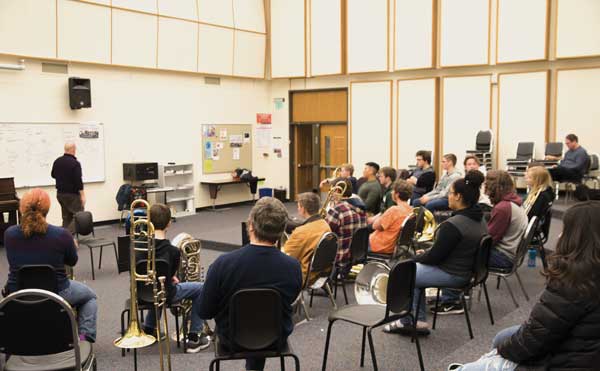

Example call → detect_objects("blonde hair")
524 166 553 207
19 188 50 238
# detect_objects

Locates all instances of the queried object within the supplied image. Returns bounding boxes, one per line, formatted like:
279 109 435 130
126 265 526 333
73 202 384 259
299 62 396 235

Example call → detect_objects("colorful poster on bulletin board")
202 124 252 174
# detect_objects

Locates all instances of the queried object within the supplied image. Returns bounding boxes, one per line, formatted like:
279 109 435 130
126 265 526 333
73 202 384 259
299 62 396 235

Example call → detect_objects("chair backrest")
229 288 283 351
74 211 94 237
385 260 416 317
515 142 535 160
414 207 426 235
588 153 599 172
135 258 170 303
513 216 539 271
16 265 59 293
117 235 130 274
349 227 370 265
545 142 563 158
306 233 338 283
475 130 493 152
395 214 417 249
0 289 81 367
536 208 553 244
472 235 493 286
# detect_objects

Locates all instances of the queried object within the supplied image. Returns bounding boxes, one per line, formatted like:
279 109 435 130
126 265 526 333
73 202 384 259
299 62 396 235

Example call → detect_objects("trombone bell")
114 320 156 349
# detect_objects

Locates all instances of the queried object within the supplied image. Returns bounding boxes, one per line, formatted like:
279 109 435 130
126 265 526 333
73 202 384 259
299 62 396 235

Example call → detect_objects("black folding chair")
507 142 535 177
0 289 96 371
466 130 494 171
529 198 553 271
431 235 495 339
74 211 118 280
209 289 300 371
583 153 600 189
321 260 424 371
489 216 538 308
16 264 59 293
332 226 370 305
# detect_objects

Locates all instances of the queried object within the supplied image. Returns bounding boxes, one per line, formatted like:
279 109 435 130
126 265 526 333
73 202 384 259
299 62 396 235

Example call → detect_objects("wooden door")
293 125 316 194
319 124 348 181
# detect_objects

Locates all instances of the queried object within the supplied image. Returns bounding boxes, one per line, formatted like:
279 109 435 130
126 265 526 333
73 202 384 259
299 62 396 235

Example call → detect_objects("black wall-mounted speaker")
68 77 91 109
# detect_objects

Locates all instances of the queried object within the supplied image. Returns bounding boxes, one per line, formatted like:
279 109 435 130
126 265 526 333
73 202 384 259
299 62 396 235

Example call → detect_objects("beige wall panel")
397 79 436 168
395 0 434 70
442 75 491 167
158 17 197 72
233 31 265 78
497 0 547 63
498 72 548 168
197 0 234 27
310 0 342 76
270 0 305 78
197 24 234 75
157 0 198 21
58 0 111 64
556 0 600 58
556 68 600 156
441 0 489 67
79 0 111 5
350 81 392 167
347 0 388 73
112 9 158 68
0 0 56 59
233 0 265 33
112 0 157 14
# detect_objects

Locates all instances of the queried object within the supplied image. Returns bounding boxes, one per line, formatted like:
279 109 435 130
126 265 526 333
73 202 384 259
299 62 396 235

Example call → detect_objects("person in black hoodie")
384 171 488 335
522 165 554 220
449 201 600 371
140 203 210 353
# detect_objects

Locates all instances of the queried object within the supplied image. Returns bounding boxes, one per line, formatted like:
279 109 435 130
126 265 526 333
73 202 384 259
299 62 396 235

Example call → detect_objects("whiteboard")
0 122 105 188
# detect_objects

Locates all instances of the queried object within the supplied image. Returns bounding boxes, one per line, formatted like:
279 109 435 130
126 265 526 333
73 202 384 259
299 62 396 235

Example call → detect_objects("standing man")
548 134 590 183
358 162 382 215
51 142 85 233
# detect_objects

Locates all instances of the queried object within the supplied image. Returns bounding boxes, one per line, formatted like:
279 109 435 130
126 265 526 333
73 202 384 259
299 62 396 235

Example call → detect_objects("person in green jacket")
378 166 397 213
358 162 382 215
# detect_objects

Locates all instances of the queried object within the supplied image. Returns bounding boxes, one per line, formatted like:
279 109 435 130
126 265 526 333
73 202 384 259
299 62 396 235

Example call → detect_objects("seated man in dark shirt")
198 197 302 371
548 133 589 183
408 150 436 204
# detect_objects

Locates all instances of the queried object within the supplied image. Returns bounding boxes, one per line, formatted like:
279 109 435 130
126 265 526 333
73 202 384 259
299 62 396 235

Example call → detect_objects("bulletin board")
202 124 252 174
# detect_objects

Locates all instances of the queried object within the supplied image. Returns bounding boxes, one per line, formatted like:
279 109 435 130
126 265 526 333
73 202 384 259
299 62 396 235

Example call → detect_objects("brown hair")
443 153 457 166
297 192 321 215
545 201 600 300
340 163 354 176
463 155 480 166
19 188 50 238
248 197 288 244
379 166 397 182
485 170 515 205
332 177 353 198
566 133 578 143
392 179 413 201
416 150 432 164
149 203 172 230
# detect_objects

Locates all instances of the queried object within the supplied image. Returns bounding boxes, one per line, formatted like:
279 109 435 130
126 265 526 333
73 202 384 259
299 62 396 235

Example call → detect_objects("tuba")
414 207 437 243
319 180 348 218
354 261 390 305
114 199 172 371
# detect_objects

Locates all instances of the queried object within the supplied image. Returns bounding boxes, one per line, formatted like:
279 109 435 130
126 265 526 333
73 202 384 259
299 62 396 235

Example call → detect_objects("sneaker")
186 332 211 353
431 302 464 315
447 363 463 370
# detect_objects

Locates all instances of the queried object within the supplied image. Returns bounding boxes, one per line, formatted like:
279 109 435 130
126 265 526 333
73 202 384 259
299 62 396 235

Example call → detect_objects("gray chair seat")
5 341 93 371
77 237 113 248
328 304 389 327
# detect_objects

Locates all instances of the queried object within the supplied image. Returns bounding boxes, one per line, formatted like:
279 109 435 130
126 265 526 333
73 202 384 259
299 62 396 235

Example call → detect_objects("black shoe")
431 302 464 315
186 332 211 353
143 327 166 341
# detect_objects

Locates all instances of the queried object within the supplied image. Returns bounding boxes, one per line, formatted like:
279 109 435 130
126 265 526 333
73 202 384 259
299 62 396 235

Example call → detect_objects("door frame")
289 87 349 199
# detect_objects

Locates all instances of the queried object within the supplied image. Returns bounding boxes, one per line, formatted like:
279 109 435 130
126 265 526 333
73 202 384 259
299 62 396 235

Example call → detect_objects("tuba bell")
354 261 390 305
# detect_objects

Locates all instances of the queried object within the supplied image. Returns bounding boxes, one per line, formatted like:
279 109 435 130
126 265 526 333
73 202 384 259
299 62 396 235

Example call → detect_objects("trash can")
273 188 287 202
259 188 273 198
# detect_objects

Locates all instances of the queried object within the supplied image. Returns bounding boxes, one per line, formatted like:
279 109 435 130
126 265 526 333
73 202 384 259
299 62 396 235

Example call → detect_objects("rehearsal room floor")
0 201 568 371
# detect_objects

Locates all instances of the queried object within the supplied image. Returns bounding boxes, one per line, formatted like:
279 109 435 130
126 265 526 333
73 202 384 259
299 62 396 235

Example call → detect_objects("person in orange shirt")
282 192 332 284
369 180 414 254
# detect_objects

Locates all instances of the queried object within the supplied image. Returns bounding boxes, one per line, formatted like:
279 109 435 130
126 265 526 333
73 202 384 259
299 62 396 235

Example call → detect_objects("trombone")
114 199 172 371
319 180 348 218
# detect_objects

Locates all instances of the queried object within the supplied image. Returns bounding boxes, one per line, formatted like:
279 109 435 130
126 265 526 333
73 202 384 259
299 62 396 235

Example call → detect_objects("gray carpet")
0 203 563 370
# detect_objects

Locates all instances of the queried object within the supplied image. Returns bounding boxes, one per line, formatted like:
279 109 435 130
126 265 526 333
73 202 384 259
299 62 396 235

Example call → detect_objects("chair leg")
360 326 367 367
515 271 530 301
502 276 519 308
432 287 441 330
280 355 285 371
309 289 314 308
324 282 337 309
291 354 300 371
461 295 474 339
175 310 180 349
367 327 378 371
410 313 425 371
496 276 501 290
99 246 103 269
412 290 424 344
300 295 310 321
113 243 119 268
333 277 338 299
120 309 128 357
89 247 95 280
482 282 494 325
341 281 349 305
216 360 220 371
321 320 335 371
538 245 548 271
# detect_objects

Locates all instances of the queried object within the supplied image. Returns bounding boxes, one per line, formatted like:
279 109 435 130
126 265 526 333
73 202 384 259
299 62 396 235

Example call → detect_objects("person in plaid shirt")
325 178 367 273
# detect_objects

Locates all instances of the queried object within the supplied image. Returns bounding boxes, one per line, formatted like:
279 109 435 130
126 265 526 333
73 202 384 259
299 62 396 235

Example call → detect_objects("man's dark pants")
57 192 83 233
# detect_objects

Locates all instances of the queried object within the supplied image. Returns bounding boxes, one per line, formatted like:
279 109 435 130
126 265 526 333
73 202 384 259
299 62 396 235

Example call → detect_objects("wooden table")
201 177 265 211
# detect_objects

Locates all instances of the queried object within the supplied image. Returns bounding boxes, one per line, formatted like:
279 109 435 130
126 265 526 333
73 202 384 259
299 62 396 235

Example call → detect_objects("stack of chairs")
533 142 563 169
506 142 535 178
466 130 494 171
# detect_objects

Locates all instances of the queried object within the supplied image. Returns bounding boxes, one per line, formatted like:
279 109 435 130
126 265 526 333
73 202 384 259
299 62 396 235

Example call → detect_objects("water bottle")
527 248 537 268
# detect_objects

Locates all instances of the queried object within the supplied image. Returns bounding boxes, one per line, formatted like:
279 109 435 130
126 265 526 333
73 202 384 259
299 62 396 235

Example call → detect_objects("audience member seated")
548 133 589 183
282 192 331 284
384 172 487 335
485 171 528 271
139 203 210 353
198 197 302 371
378 166 398 212
320 163 358 194
523 165 554 220
324 178 367 273
449 201 600 371
464 155 492 209
3 188 98 343
413 154 462 212
408 150 436 203
358 162 383 215
368 180 413 255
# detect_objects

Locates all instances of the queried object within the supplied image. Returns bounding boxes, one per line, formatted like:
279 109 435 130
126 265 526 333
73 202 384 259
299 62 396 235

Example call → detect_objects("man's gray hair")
248 197 289 244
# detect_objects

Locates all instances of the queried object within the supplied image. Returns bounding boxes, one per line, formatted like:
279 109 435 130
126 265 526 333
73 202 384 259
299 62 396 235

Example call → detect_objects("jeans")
456 325 520 371
549 166 581 183
402 263 468 324
424 197 449 212
489 248 514 270
59 280 97 342
144 282 206 334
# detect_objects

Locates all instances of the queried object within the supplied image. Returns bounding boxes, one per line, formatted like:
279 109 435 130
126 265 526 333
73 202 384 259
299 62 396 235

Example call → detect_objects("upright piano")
0 177 19 245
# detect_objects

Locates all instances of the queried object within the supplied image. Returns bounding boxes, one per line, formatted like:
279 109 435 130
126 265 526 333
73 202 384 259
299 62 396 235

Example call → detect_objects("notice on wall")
255 125 272 149
256 113 272 124
232 148 240 160
229 134 243 147
243 132 250 143
219 129 227 140
204 125 216 137
204 141 212 159
215 142 224 150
